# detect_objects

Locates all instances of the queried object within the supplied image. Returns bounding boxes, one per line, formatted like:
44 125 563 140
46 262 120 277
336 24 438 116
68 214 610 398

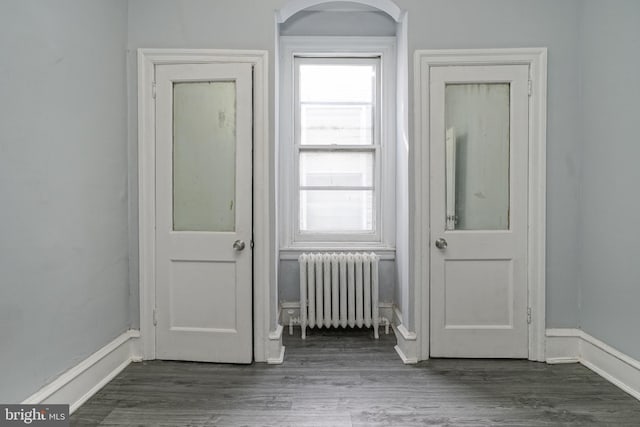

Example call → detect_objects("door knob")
435 238 448 250
233 240 246 251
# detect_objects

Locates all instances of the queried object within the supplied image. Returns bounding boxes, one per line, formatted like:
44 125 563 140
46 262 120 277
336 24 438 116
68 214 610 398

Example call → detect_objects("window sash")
299 189 376 234
293 56 381 239
297 146 377 190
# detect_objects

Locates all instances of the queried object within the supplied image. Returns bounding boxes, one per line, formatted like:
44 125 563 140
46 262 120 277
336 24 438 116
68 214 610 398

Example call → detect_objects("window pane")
301 104 372 145
445 83 510 230
173 81 236 232
300 190 373 232
299 64 374 103
300 152 373 187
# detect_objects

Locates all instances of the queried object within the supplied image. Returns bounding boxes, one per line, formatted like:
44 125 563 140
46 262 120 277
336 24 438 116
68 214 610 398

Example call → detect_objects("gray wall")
126 0 285 329
280 10 397 36
126 0 583 330
3 0 637 404
399 0 583 329
0 0 129 402
578 0 640 360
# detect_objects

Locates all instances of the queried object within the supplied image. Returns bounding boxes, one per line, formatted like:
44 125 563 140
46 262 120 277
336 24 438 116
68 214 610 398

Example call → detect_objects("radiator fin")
299 252 380 339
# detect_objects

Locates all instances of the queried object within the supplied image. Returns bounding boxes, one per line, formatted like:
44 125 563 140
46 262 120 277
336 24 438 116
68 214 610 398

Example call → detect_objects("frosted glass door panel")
445 83 510 230
173 81 236 232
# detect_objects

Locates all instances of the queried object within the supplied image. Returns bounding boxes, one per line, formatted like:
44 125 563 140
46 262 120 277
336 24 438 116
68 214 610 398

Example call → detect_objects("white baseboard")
391 307 417 364
280 301 416 363
545 328 580 364
22 329 141 414
580 332 640 401
267 323 285 364
546 328 640 401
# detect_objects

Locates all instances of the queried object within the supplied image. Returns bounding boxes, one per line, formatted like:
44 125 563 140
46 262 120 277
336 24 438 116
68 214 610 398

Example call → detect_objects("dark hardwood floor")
71 328 640 426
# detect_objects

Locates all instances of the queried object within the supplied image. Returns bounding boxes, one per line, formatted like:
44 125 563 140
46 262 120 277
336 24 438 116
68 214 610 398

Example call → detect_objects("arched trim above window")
276 0 402 24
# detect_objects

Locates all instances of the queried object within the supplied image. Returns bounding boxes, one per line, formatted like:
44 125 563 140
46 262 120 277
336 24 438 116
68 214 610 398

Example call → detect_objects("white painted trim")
392 324 418 364
391 306 417 364
391 305 403 327
527 49 548 362
545 328 580 364
267 324 286 364
580 334 640 401
23 330 141 414
278 36 397 250
413 48 548 361
276 0 402 24
394 9 410 335
545 329 640 401
137 49 272 362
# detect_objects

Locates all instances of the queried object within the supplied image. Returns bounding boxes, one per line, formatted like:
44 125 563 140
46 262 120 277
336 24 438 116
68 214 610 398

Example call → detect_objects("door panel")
444 259 513 327
155 63 252 363
430 65 529 358
169 260 237 331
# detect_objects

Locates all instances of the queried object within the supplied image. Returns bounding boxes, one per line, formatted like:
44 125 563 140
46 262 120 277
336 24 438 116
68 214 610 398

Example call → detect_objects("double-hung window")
294 56 381 243
279 37 396 250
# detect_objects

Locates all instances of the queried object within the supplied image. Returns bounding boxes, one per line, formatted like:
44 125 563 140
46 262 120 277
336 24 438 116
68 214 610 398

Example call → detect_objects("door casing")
413 48 548 362
137 49 272 362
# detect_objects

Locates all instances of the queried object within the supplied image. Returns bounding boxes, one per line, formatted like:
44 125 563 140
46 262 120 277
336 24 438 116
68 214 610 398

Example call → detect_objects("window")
296 58 379 236
279 37 396 249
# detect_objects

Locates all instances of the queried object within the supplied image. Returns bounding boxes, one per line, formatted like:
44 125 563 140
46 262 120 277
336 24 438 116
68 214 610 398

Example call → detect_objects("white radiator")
299 252 380 339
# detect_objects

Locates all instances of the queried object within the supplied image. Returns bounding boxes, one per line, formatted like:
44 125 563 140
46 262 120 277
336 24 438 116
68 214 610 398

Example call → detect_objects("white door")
429 64 529 358
155 63 253 363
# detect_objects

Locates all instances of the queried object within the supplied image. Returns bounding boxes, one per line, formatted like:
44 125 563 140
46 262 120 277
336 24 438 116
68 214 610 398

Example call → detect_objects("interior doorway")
413 49 548 361
137 49 273 363
429 64 530 358
153 62 253 363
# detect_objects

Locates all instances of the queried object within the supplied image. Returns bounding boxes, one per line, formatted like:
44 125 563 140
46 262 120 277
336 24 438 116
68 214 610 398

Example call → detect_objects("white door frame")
137 49 272 362
413 48 547 362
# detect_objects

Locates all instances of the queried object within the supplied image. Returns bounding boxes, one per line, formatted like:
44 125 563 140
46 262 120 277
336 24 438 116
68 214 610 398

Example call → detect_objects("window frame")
279 37 396 250
294 56 380 239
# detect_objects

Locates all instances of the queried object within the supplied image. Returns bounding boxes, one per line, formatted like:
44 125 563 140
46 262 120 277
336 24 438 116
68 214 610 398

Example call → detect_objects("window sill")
279 247 396 260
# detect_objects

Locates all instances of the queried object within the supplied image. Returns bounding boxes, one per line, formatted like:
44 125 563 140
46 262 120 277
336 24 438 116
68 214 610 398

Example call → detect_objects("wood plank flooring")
71 328 640 426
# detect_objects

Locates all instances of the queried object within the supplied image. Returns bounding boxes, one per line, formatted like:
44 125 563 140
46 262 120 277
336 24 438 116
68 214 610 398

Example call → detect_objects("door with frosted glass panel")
155 63 252 363
429 65 529 358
